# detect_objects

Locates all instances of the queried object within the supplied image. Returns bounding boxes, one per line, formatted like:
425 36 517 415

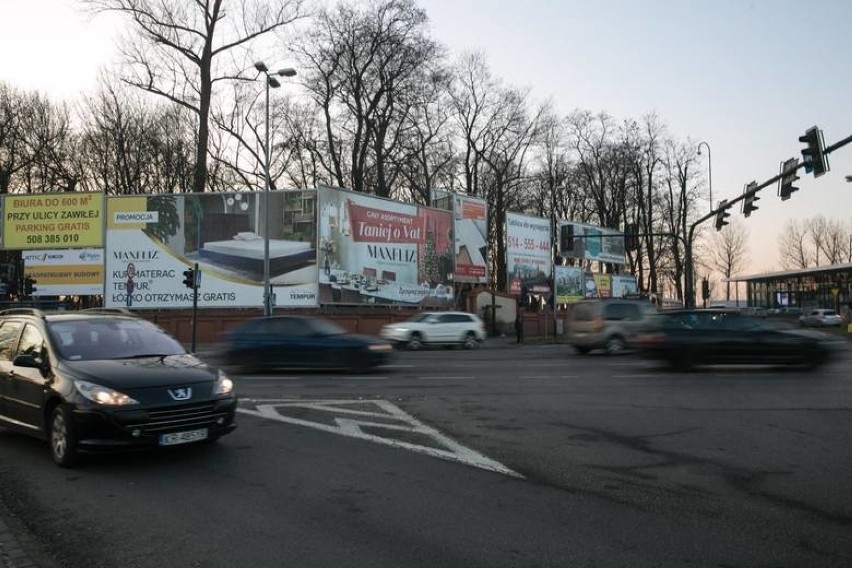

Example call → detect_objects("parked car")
632 308 842 370
799 308 843 327
380 311 486 350
566 299 655 355
219 315 394 373
0 308 237 467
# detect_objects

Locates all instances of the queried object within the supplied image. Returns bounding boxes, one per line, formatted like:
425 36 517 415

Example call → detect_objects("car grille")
135 402 230 434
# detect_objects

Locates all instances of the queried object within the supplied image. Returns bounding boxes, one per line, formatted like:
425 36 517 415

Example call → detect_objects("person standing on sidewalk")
515 315 523 344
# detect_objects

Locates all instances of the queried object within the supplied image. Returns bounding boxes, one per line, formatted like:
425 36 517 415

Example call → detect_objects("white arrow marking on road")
238 399 523 478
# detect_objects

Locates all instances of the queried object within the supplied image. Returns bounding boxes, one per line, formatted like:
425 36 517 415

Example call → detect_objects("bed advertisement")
104 192 318 309
453 194 488 284
558 221 626 265
506 212 552 297
317 187 454 306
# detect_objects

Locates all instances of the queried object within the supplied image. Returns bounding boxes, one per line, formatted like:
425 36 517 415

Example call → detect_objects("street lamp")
254 61 296 316
697 141 713 213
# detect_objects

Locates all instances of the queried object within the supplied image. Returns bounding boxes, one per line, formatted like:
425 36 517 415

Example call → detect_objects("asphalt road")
1 342 851 567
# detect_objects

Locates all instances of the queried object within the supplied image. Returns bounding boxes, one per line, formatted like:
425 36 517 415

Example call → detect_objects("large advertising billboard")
23 249 104 296
105 191 317 309
559 221 626 265
317 187 454 306
2 192 104 250
506 212 552 296
453 194 488 284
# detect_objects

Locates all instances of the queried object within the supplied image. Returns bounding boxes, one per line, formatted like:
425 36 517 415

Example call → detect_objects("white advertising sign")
506 212 552 296
23 248 104 296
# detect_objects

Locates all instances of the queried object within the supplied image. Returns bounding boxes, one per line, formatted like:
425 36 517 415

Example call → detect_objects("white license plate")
159 428 208 446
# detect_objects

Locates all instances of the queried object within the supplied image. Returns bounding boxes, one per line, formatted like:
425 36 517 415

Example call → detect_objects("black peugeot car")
0 309 237 467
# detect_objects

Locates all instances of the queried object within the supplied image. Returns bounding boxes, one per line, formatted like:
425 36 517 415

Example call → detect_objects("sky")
2 0 851 275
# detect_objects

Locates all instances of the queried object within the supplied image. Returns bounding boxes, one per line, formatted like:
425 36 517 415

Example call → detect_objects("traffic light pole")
190 263 199 353
683 132 852 308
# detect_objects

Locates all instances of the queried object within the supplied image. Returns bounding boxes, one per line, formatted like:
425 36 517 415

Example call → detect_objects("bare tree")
83 0 307 193
778 218 812 269
709 217 749 301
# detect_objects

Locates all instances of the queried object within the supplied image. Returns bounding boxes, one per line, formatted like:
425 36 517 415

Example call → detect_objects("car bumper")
71 397 238 452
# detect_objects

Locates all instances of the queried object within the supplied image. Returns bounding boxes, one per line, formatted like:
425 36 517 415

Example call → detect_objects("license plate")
159 428 208 446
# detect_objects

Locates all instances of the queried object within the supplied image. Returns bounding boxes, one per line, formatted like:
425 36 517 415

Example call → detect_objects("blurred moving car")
798 308 842 327
379 311 486 350
566 299 655 355
220 315 393 372
632 308 842 370
0 308 237 467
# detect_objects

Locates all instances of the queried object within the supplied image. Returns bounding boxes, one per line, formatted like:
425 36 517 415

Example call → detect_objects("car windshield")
407 313 434 322
48 318 186 361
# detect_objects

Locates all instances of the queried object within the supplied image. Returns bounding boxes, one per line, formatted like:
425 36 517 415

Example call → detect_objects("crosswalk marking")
238 398 522 478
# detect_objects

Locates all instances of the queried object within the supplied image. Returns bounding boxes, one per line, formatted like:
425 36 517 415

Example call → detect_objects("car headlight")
74 380 139 406
214 369 235 396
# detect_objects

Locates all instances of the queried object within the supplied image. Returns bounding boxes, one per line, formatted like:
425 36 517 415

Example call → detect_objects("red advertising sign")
346 201 424 244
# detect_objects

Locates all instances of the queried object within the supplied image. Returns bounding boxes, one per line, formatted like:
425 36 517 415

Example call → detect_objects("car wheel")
50 405 79 468
604 335 626 355
462 332 480 350
406 332 424 350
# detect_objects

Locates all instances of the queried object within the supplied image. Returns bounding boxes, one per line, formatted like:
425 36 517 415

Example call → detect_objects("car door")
435 314 457 343
0 320 27 426
5 323 51 432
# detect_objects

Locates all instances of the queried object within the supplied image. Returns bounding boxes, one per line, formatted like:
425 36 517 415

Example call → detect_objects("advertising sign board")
558 221 626 265
453 194 488 284
2 192 104 249
506 212 551 296
22 249 104 296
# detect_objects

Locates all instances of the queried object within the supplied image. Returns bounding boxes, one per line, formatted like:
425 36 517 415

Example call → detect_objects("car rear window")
572 303 598 321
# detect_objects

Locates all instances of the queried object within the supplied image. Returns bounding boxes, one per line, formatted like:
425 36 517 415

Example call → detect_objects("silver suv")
380 311 486 350
567 299 654 355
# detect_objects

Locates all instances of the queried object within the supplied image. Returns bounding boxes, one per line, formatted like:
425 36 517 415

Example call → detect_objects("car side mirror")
13 353 44 370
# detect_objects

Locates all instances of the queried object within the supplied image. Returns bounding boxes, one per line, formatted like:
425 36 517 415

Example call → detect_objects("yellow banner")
3 193 104 249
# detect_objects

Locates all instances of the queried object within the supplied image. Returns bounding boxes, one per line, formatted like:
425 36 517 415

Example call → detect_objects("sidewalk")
0 498 58 568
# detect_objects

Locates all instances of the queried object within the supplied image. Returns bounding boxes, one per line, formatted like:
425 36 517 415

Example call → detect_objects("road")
1 343 851 567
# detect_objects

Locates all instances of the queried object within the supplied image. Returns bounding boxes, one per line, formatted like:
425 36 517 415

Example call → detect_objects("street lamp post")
254 61 296 316
697 141 713 212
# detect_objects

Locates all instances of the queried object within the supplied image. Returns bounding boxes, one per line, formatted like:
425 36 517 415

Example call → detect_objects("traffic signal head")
778 157 800 201
182 268 195 289
714 200 731 231
701 278 710 300
799 126 829 177
559 224 574 252
741 182 759 218
23 276 37 296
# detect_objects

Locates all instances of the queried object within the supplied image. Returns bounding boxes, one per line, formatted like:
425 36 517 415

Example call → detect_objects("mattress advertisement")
104 192 317 309
317 186 454 306
453 194 488 284
22 248 104 296
506 212 552 296
558 221 626 265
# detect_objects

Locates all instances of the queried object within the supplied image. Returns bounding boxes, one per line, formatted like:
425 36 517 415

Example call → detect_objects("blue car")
219 316 394 373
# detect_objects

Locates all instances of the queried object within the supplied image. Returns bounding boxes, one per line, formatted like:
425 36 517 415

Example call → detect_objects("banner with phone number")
2 192 104 249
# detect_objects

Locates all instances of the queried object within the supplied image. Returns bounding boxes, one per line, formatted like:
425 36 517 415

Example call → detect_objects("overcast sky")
2 0 850 274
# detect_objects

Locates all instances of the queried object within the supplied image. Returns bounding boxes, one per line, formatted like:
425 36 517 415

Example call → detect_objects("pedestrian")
515 315 523 344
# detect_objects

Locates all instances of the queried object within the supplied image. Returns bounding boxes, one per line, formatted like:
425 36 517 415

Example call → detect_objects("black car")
0 309 237 467
632 308 843 370
219 315 394 373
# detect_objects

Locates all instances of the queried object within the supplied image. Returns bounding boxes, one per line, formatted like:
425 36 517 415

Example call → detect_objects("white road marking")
238 398 522 478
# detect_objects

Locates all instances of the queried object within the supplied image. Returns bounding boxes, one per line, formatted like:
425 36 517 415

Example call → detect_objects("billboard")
453 194 488 284
554 266 584 304
2 192 103 250
611 274 639 298
559 221 626 265
506 212 552 296
104 192 317 309
317 186 454 306
22 249 104 296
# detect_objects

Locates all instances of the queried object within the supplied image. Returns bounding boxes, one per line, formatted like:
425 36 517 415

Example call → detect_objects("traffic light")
778 157 800 201
701 278 710 301
559 224 574 252
23 276 37 296
799 126 829 177
182 268 196 289
714 200 731 231
741 182 759 218
624 222 639 251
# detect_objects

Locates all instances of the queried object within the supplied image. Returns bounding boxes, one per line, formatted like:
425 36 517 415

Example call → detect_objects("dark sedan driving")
219 315 394 373
632 308 844 370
